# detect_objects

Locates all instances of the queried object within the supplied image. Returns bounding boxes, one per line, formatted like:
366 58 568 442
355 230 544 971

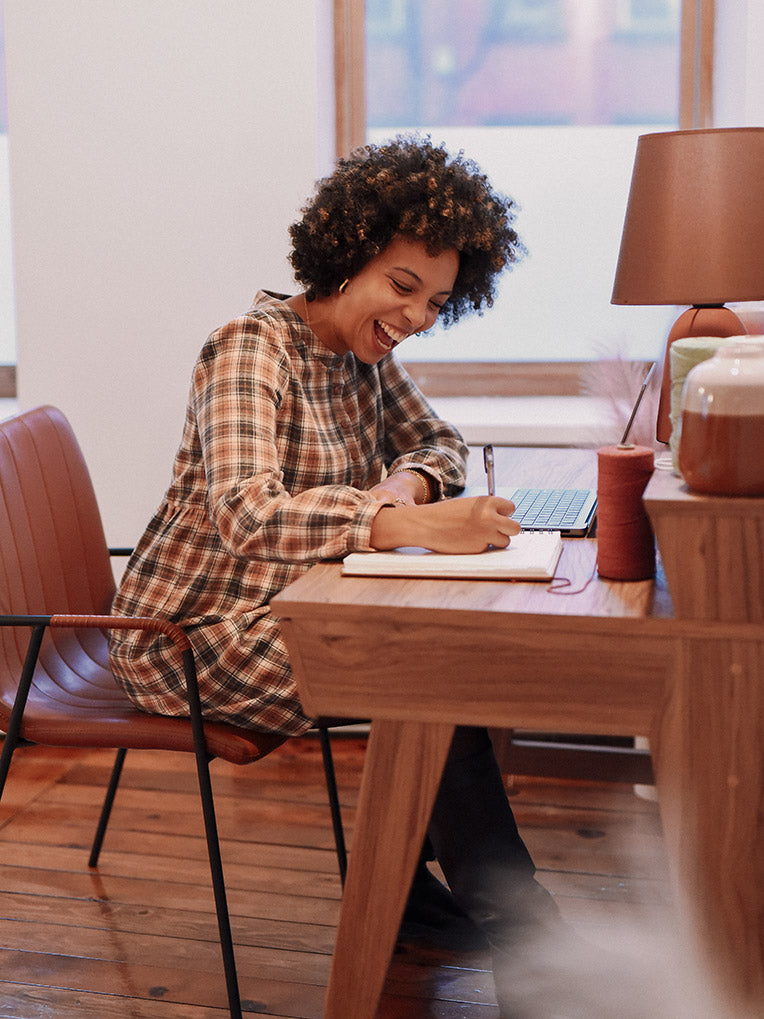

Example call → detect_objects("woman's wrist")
370 504 425 549
390 467 432 504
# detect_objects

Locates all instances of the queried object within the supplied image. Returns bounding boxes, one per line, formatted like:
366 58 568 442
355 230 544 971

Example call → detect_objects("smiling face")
321 236 459 364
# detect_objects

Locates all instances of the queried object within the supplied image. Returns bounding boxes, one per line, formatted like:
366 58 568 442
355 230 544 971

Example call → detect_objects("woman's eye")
391 279 412 294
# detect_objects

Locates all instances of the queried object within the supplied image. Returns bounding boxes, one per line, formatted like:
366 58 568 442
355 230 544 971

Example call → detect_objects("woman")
109 136 561 1011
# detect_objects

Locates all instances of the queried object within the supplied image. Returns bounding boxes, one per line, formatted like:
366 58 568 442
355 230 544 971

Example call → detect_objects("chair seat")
0 626 286 764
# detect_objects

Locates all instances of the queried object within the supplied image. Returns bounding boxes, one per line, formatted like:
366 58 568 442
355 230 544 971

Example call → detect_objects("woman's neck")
286 293 345 356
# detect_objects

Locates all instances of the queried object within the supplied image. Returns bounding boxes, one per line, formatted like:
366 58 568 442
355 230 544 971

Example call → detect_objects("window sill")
429 395 621 447
0 398 18 421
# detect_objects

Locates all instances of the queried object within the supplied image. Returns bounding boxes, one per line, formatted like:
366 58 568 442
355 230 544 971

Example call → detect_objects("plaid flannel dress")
109 291 467 735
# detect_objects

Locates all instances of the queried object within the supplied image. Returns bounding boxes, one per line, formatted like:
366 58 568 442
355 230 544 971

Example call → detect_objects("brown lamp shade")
612 127 764 307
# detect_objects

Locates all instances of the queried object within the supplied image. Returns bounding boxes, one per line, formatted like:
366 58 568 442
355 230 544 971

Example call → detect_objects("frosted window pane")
366 0 680 362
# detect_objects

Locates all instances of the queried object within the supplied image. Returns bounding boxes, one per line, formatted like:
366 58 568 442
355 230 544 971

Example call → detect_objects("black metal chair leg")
318 726 347 886
182 648 242 1019
0 623 47 800
89 747 128 868
195 744 242 1018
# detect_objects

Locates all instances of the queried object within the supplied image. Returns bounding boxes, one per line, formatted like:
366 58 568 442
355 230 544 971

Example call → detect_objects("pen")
619 362 655 445
483 444 495 496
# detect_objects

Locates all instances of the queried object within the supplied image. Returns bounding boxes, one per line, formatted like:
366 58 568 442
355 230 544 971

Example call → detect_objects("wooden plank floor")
0 734 706 1017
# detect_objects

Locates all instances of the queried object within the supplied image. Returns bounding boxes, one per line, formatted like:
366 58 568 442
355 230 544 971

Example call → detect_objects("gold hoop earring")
338 278 349 295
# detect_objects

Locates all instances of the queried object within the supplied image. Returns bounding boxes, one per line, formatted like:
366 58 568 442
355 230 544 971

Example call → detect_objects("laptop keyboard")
510 488 592 530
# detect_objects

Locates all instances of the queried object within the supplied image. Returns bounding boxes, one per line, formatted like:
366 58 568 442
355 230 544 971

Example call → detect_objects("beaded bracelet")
391 468 432 504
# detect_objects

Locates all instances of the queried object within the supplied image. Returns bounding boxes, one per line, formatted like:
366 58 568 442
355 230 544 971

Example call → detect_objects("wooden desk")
272 447 763 1016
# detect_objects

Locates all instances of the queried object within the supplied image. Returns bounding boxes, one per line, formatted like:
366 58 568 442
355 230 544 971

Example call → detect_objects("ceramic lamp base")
656 304 746 444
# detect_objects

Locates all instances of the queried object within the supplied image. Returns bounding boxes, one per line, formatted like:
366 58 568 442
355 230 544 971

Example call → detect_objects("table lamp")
611 127 764 443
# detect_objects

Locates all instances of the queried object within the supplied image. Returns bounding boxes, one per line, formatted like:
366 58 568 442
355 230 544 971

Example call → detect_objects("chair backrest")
0 406 287 766
0 405 116 619
0 406 129 729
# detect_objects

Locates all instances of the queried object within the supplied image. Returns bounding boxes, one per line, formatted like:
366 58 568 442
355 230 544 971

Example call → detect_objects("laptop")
464 482 596 536
502 485 597 536
463 478 597 536
471 364 655 537
472 443 597 536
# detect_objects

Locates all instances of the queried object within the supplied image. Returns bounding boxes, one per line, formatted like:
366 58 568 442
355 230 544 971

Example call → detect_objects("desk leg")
324 718 455 1019
652 635 764 1012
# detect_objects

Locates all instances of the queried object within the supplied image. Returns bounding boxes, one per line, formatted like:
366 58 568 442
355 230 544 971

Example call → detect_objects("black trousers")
425 725 551 933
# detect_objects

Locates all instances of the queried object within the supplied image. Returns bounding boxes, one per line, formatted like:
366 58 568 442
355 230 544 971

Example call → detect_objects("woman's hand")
369 496 521 554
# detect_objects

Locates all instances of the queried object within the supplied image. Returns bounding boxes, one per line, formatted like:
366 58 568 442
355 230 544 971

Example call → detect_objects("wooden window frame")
334 0 367 163
680 0 714 130
334 0 715 396
0 365 14 397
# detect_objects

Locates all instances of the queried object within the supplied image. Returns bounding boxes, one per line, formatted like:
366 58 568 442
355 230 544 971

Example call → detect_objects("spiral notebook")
342 531 563 581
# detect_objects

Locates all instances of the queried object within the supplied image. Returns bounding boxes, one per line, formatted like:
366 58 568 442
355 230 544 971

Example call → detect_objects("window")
358 0 704 375
615 0 680 37
367 0 408 39
493 0 566 42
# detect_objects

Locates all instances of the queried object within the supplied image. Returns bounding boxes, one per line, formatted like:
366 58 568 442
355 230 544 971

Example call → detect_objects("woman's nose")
402 298 429 332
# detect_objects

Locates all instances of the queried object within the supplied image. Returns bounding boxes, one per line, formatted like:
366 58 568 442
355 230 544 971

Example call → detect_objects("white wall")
4 0 334 545
0 135 13 362
714 1 764 127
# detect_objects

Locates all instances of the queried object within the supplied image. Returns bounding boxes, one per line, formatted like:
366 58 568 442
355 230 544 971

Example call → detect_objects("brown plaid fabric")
109 292 468 735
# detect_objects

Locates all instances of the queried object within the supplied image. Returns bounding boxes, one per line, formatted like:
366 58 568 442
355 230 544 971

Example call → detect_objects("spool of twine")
669 336 742 472
597 444 656 581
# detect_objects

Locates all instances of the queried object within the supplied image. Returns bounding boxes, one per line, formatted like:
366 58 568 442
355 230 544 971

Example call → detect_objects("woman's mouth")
374 320 406 350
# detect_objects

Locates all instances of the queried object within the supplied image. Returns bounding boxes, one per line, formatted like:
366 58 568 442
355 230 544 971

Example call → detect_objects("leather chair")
0 404 347 1019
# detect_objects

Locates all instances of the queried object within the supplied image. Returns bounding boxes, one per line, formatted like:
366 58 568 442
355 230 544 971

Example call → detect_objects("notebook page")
342 531 562 581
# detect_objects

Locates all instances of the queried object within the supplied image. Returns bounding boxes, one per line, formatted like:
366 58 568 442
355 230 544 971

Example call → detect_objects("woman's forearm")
369 497 521 555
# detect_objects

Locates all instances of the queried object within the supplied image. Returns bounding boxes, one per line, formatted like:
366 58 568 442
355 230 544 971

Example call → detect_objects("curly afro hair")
288 135 523 326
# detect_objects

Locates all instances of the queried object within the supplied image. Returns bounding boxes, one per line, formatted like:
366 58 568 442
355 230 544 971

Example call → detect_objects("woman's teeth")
376 321 406 347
